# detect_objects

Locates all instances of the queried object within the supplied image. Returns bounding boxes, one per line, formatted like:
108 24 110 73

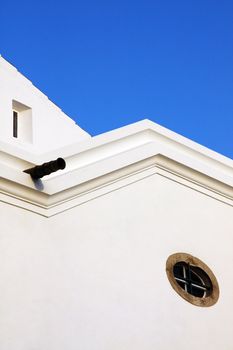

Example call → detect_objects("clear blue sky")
1 0 233 158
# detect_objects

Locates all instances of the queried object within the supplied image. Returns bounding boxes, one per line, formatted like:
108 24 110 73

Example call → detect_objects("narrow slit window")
12 100 32 143
13 111 18 138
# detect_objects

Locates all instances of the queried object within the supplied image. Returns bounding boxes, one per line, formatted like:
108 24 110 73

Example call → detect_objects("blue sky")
1 0 233 158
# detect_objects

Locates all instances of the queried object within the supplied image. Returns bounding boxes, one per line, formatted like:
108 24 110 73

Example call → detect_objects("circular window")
166 253 219 307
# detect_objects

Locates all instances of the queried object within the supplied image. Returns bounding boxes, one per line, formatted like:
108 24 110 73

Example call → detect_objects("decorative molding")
0 120 232 216
0 155 232 217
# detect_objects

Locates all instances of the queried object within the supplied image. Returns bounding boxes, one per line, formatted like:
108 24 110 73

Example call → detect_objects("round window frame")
166 253 219 307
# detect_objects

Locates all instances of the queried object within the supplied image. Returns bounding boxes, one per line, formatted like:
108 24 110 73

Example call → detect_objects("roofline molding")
0 120 232 216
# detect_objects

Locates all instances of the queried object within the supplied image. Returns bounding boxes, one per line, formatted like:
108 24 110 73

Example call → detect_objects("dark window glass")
13 111 18 138
173 262 213 298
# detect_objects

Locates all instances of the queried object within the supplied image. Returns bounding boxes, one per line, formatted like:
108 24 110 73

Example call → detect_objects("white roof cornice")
0 120 232 216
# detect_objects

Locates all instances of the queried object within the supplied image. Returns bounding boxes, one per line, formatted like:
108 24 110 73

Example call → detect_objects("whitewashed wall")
0 173 232 350
0 57 90 153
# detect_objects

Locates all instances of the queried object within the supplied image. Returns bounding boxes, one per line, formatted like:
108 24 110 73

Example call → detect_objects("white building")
0 56 233 350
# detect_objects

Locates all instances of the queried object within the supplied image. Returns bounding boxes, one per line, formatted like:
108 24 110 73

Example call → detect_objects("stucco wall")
0 173 232 350
0 57 90 153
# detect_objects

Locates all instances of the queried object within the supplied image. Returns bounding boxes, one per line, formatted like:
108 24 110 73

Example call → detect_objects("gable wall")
0 173 232 349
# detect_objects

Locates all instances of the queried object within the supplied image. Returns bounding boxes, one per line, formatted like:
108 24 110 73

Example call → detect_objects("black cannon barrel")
24 158 66 179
